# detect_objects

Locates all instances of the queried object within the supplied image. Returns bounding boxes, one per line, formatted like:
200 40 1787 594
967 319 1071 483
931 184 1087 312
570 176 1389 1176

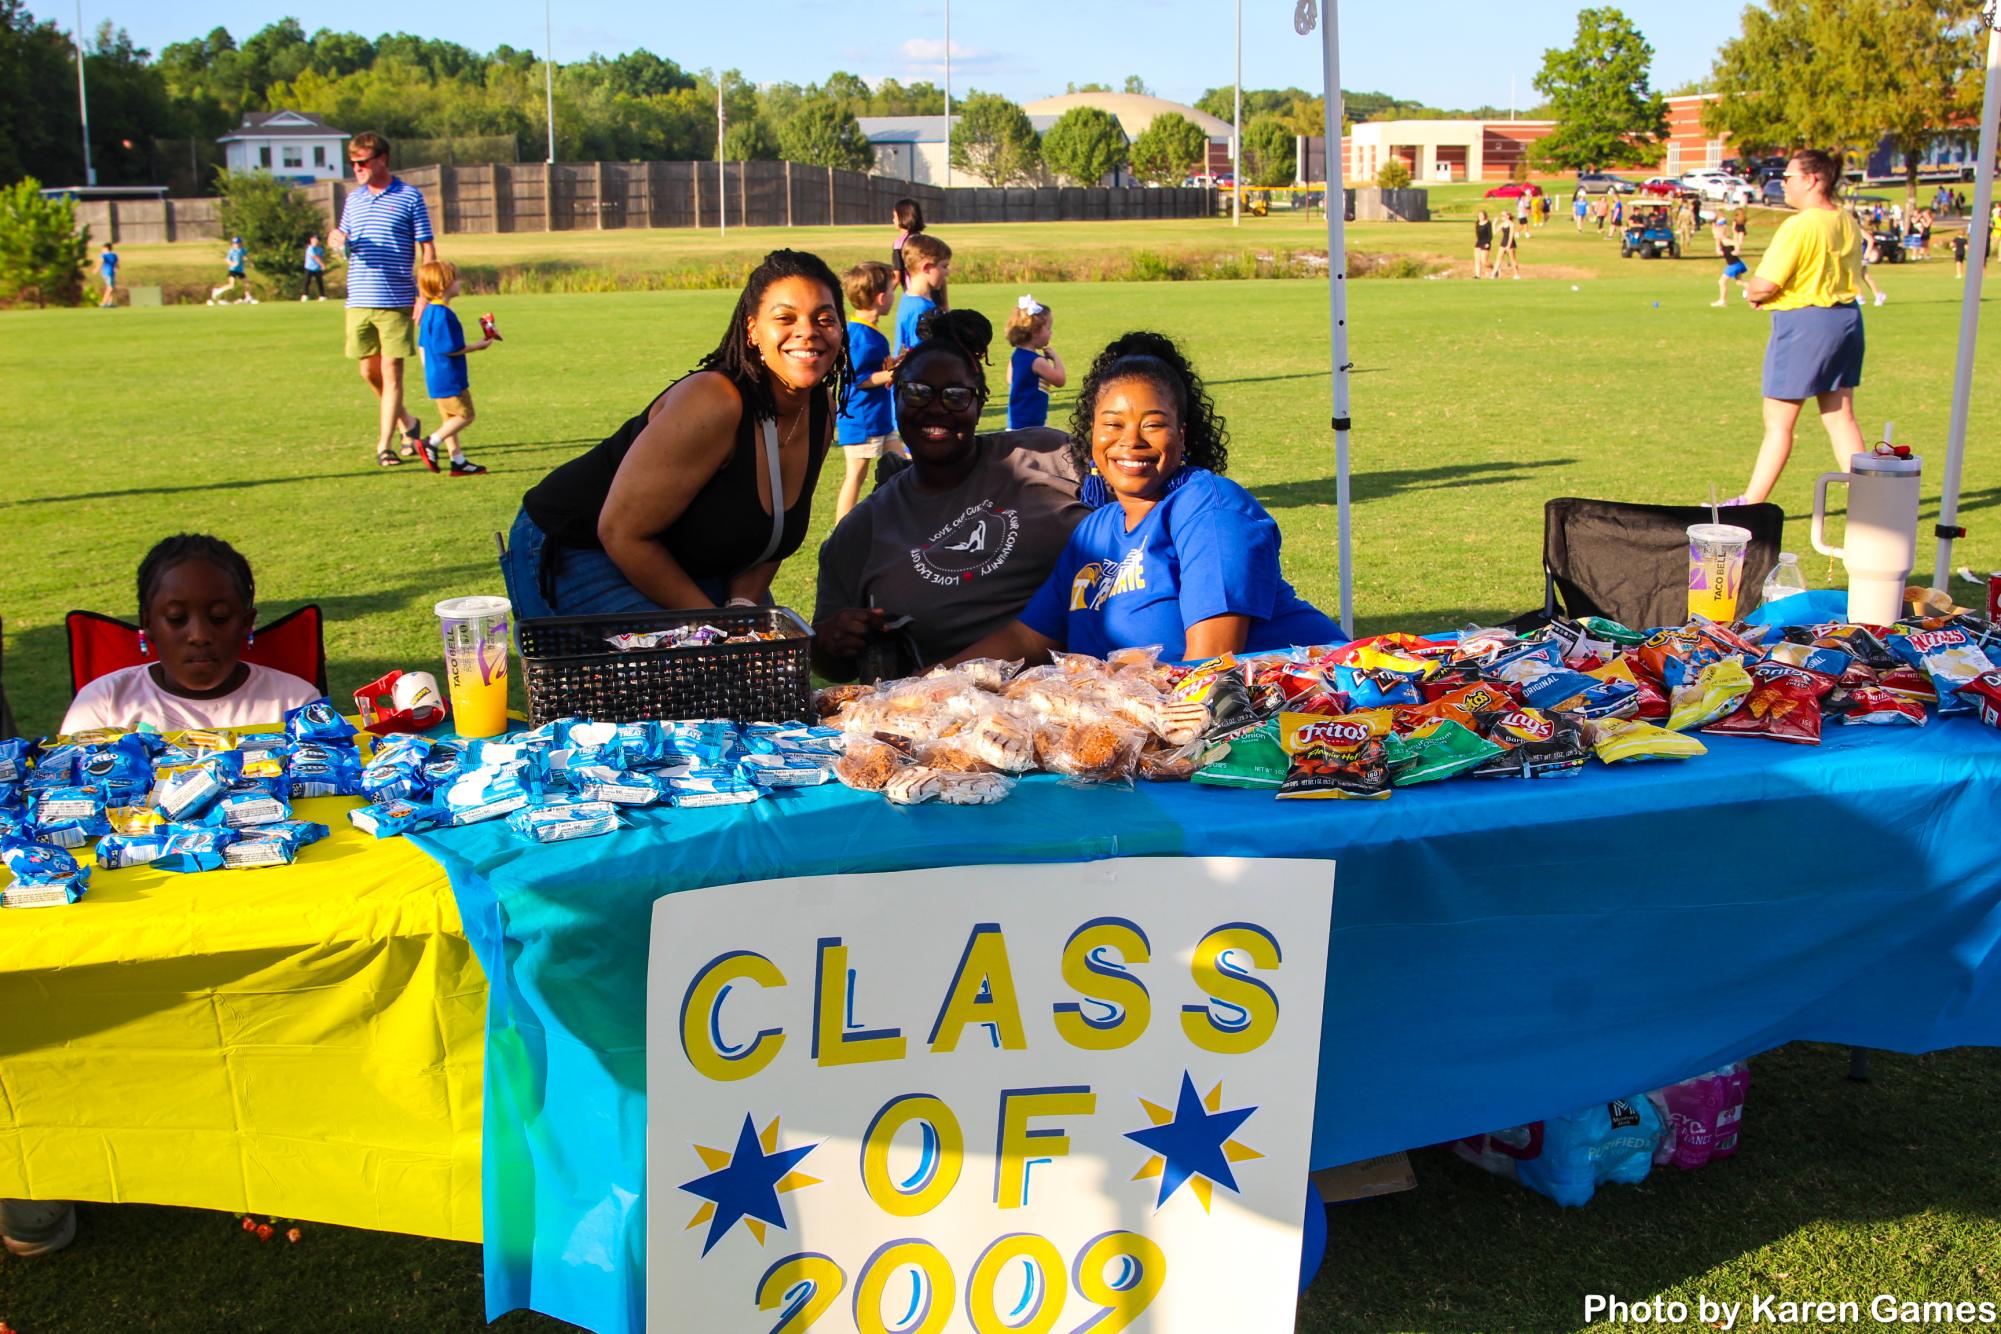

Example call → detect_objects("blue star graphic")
678 1114 819 1256
1123 1071 1259 1209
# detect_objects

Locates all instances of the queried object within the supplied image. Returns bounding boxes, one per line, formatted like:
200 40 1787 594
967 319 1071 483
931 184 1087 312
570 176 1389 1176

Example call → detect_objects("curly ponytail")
894 307 995 395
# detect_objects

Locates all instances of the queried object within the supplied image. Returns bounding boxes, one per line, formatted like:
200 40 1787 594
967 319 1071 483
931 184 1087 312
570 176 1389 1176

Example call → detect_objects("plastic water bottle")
1762 552 1808 605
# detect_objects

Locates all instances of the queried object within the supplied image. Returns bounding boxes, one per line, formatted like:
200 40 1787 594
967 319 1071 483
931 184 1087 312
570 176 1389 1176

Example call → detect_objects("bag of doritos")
1703 661 1839 745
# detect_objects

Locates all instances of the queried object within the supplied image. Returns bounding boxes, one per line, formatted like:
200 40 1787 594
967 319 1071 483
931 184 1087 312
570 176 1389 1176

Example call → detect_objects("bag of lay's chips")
1385 720 1502 786
1665 659 1754 732
1191 717 1289 790
1471 708 1590 779
1887 626 1997 715
1703 661 1839 745
1582 717 1707 764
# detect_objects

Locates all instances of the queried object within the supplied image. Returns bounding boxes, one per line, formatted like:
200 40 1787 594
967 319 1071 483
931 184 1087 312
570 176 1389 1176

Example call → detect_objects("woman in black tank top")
506 250 855 616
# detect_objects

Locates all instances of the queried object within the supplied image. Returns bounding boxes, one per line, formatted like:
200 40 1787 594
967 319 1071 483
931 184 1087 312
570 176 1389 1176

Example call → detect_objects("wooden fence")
74 162 1216 243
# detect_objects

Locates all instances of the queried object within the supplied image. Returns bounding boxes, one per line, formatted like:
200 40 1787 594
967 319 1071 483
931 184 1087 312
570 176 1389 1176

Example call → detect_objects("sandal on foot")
376 449 403 467
449 458 488 477
398 418 423 457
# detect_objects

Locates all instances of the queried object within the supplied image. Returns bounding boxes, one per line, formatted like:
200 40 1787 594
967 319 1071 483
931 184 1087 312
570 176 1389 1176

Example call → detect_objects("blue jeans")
499 507 727 621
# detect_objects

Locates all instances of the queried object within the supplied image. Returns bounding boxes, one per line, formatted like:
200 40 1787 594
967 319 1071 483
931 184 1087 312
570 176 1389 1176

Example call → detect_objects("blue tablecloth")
417 715 2001 1334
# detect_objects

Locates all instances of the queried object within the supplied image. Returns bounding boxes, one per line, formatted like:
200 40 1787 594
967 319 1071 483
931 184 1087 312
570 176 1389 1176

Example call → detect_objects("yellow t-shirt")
1754 207 1863 311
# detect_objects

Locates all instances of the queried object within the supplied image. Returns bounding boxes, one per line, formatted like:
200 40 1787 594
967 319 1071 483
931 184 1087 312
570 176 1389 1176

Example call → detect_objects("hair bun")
1102 330 1179 363
920 308 994 362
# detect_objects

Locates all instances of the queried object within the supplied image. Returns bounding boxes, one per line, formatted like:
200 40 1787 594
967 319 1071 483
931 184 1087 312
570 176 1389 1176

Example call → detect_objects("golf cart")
1867 229 1909 264
1619 205 1681 259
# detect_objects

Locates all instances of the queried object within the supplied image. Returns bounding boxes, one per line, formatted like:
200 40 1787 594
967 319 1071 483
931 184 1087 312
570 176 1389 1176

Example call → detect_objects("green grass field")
3 215 1998 1332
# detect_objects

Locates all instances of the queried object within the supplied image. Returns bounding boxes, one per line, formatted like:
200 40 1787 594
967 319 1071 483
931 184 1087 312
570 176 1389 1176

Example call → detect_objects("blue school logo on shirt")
1070 550 1147 612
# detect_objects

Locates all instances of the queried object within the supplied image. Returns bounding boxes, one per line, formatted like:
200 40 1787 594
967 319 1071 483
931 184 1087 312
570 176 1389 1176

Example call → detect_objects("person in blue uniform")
951 331 1341 664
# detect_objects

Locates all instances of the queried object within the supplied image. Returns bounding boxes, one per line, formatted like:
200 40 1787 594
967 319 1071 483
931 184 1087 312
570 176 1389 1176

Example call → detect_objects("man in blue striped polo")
331 131 438 468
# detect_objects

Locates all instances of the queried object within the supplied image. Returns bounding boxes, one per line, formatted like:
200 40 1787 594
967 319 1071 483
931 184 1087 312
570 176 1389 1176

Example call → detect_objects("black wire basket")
516 606 813 726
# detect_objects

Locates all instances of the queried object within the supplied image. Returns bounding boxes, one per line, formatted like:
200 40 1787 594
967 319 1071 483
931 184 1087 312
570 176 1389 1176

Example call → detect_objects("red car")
1638 177 1688 197
1483 182 1546 199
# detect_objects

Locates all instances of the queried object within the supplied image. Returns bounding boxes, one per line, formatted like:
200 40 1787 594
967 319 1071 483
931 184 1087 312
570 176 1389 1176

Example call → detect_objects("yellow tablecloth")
0 798 484 1240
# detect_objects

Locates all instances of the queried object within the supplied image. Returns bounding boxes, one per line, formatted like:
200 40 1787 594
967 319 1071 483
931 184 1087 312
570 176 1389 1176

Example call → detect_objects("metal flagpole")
943 0 953 188
1299 0 1354 635
543 0 555 164
1233 0 1242 225
1934 16 2001 591
74 0 95 186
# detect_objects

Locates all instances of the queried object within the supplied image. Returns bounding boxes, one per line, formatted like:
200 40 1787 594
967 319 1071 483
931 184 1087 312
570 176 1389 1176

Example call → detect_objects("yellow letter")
678 950 785 1082
858 1094 964 1217
927 924 1026 1053
994 1087 1096 1209
1053 917 1152 1051
813 937 906 1067
1180 923 1281 1054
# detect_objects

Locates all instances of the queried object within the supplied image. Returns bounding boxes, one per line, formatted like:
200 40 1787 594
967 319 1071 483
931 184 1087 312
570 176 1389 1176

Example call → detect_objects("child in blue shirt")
209 236 254 304
97 242 118 308
413 259 493 476
953 331 1340 664
1003 294 1066 430
892 232 951 354
835 261 906 523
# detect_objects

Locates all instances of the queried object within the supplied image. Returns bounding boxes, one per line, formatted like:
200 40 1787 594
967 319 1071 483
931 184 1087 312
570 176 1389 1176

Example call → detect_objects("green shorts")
345 306 416 360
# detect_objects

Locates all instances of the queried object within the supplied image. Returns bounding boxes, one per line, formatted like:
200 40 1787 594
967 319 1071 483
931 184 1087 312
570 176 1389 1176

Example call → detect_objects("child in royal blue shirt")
1003 294 1066 430
835 261 906 522
892 232 951 354
955 332 1341 663
414 259 493 476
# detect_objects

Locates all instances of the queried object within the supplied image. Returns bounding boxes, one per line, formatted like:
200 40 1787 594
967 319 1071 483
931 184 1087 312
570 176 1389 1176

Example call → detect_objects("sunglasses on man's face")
350 154 384 169
896 382 981 412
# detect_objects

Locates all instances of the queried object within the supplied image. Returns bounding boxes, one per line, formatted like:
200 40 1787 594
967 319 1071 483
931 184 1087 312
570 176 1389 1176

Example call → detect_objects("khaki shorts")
434 389 474 419
345 306 417 360
841 432 907 461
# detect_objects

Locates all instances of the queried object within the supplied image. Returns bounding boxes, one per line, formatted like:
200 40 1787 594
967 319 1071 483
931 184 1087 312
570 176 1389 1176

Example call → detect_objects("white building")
859 92 1229 187
216 110 349 184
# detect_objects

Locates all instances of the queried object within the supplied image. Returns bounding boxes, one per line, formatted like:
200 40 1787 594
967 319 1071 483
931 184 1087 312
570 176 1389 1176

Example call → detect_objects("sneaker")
417 437 440 472
1874 291 1887 306
449 457 488 477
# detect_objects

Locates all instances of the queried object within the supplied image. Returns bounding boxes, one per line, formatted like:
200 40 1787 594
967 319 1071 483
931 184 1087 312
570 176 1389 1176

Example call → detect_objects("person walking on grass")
1573 187 1588 232
1954 228 1969 278
302 233 327 301
97 241 118 308
209 236 254 304
1734 148 1867 506
331 131 437 469
1473 209 1493 278
1859 233 1888 307
1711 216 1748 307
833 261 906 524
412 260 491 476
1492 210 1522 279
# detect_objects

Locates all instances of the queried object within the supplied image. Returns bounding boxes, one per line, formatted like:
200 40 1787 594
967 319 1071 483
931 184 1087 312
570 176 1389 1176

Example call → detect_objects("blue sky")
114 1 1748 112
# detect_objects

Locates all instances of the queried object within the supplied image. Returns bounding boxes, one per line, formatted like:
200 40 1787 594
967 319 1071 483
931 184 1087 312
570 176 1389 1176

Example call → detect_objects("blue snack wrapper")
439 764 533 825
508 799 622 843
25 744 82 790
96 828 182 870
284 699 358 745
154 763 228 820
199 788 295 829
0 738 30 784
570 764 668 806
666 720 740 766
348 798 445 839
151 827 237 874
743 723 845 756
420 741 468 787
223 820 328 868
74 736 152 803
288 742 364 799
613 722 668 767
666 766 760 808
739 753 832 788
3 837 89 887
1329 666 1423 709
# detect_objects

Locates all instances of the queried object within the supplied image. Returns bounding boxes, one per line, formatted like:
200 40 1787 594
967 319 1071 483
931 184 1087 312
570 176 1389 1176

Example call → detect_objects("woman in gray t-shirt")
814 309 1088 681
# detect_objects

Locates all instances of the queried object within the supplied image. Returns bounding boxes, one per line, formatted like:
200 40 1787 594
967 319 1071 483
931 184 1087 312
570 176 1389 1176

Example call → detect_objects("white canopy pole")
1934 21 2001 591
1299 0 1355 636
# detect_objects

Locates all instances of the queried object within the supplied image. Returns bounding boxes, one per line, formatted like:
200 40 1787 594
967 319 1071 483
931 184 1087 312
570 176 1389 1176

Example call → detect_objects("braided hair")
1066 331 1230 479
137 534 254 618
893 307 994 399
695 248 854 421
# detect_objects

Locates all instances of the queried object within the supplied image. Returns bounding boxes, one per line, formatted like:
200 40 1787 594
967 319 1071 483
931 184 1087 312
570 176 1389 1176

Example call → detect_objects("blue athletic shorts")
1762 303 1864 399
1723 258 1748 279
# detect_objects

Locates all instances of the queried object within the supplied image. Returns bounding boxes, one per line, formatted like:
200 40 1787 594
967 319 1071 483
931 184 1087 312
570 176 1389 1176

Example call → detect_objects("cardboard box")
1311 1151 1417 1203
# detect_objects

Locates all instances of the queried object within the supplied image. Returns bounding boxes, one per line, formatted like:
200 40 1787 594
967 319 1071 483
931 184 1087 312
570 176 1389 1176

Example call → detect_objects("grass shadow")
1254 458 1580 509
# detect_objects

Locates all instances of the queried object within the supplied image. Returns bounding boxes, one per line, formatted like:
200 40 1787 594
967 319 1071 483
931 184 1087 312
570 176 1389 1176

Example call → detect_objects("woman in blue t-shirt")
952 331 1341 664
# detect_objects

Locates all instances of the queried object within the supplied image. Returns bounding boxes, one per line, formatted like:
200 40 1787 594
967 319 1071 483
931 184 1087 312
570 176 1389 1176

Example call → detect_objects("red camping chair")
66 604 328 698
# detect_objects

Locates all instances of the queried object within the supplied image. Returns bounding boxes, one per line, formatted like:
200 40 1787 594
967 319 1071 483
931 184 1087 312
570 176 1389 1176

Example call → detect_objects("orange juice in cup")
434 595 511 737
1687 524 1751 623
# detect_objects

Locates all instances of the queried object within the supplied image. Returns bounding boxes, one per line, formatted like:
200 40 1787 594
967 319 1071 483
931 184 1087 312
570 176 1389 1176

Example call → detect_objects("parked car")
1761 178 1788 207
1576 172 1638 194
1681 171 1757 204
1484 181 1546 198
1638 177 1688 197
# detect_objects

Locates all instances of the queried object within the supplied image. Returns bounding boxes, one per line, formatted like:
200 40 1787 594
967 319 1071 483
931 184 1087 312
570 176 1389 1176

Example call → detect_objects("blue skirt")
1762 302 1865 399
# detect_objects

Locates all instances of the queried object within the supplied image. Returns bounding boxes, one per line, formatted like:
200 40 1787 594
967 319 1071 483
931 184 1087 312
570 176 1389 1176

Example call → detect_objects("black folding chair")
0 615 15 742
1532 497 1786 630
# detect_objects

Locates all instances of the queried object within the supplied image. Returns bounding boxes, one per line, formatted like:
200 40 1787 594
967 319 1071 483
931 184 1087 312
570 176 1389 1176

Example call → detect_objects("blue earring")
137 629 149 656
247 628 256 646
